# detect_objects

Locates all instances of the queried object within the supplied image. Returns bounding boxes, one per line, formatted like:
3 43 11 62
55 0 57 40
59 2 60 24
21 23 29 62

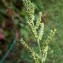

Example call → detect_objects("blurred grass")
41 0 63 63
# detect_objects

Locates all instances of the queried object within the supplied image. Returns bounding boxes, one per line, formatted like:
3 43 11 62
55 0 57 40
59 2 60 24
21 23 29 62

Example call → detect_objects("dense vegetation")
0 0 63 63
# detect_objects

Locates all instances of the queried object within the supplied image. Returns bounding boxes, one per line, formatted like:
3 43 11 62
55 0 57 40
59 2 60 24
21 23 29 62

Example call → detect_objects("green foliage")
1 0 63 63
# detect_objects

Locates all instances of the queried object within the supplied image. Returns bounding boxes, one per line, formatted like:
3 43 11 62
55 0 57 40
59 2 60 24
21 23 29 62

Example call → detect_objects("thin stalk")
37 39 42 63
1 39 16 63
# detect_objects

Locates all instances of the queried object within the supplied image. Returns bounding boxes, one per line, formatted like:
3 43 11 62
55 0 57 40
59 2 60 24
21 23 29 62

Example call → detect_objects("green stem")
37 40 42 63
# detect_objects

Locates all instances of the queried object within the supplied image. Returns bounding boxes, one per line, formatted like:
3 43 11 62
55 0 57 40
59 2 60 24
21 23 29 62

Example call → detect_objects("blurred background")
0 0 63 63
